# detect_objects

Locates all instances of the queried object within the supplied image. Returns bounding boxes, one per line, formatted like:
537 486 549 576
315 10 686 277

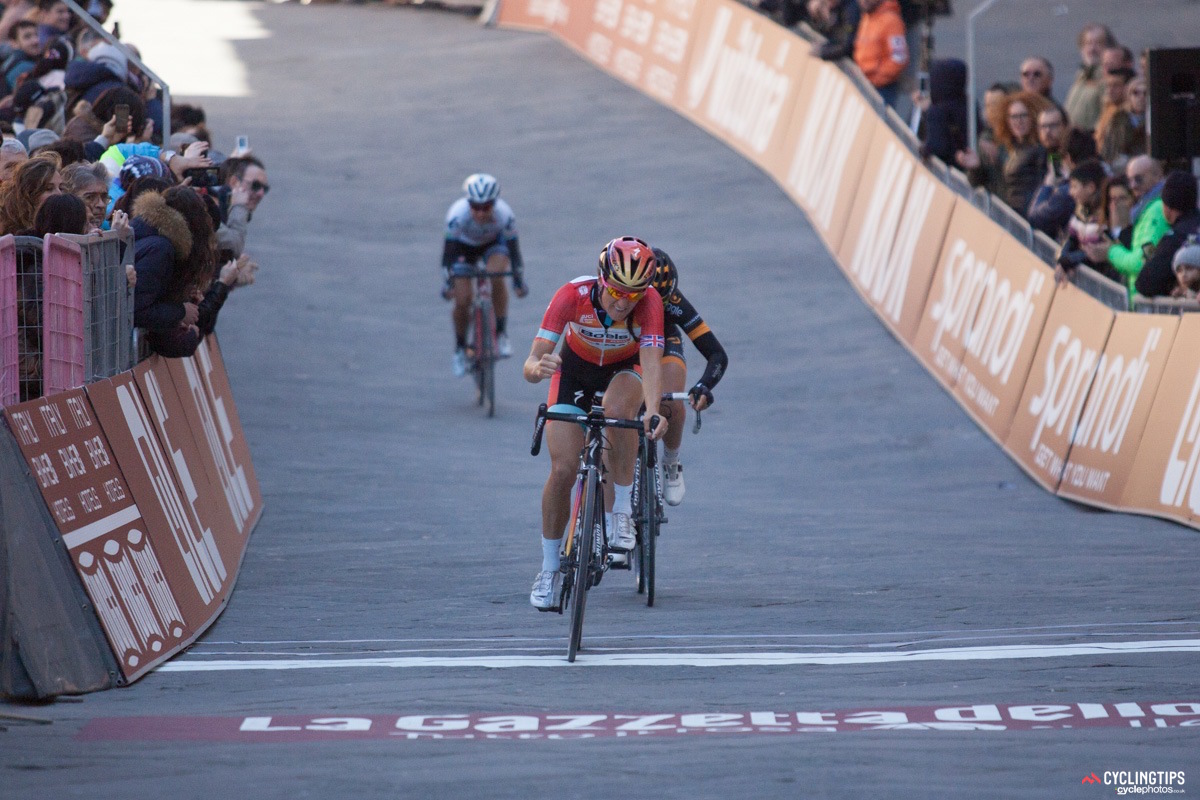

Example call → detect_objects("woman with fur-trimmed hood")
132 186 237 357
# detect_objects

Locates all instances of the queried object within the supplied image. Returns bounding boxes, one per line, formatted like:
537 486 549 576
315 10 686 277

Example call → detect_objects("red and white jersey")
536 276 664 365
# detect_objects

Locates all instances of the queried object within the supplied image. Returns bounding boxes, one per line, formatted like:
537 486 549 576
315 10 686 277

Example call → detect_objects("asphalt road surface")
3 2 1199 798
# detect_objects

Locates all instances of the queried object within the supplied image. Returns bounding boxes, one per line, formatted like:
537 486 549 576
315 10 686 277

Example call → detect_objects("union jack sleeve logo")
641 334 666 349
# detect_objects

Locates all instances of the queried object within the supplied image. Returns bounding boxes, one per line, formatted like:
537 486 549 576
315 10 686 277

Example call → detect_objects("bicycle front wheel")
640 447 659 607
568 467 600 662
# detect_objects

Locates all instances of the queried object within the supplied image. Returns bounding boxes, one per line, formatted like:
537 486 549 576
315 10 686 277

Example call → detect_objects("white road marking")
159 638 1200 671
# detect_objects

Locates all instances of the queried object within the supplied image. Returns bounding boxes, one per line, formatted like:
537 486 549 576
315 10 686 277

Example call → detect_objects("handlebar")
661 392 702 435
530 402 659 456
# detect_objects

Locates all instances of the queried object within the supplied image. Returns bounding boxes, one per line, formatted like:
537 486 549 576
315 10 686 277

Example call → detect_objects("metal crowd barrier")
0 232 134 408
1132 294 1200 315
1071 264 1130 313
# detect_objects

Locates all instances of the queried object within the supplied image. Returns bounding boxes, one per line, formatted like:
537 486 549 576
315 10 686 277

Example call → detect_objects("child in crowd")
1172 240 1200 299
1055 159 1111 283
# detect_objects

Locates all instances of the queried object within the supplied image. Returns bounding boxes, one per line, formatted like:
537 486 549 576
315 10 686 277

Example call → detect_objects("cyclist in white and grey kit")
441 173 528 375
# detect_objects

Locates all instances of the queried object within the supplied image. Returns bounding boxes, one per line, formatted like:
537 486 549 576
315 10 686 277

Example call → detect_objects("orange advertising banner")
949 235 1056 442
1003 286 1114 492
836 126 955 345
1056 312 1179 510
1120 313 1200 528
568 0 704 107
909 198 1006 389
675 0 810 172
773 57 874 251
2 388 184 681
494 0 563 32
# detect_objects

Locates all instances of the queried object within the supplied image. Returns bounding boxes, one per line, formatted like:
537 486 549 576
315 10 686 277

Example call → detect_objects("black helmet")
650 247 677 299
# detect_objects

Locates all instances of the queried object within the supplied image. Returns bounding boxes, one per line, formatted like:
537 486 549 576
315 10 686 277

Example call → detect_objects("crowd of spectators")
0 0 269 400
753 2 1200 304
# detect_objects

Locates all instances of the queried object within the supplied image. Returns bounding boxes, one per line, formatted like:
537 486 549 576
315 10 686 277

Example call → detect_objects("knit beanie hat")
1161 171 1198 214
119 155 166 189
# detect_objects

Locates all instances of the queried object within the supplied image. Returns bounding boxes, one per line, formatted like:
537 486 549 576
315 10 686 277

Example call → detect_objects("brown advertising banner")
493 0 560 32
569 0 703 107
676 0 810 173
163 337 262 538
949 235 1056 442
909 199 1007 389
1057 313 1179 510
1121 313 1200 528
774 57 875 253
836 125 956 345
2 389 186 680
86 371 234 662
1003 286 1115 492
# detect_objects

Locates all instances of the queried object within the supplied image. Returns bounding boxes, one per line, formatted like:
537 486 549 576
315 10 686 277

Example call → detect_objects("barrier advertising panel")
1057 313 1179 510
775 57 874 251
677 0 809 173
163 337 262 538
86 371 232 657
2 388 183 680
494 0 562 32
1004 287 1115 492
41 234 84 397
949 235 1056 442
1121 313 1200 527
836 126 956 344
910 199 1007 388
574 0 703 106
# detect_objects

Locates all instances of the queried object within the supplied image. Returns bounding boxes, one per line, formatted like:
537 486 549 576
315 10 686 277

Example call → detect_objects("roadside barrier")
493 0 1200 532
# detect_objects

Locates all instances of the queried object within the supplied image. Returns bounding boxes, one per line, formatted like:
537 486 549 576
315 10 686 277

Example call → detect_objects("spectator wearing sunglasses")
441 172 527 375
1083 155 1169 301
1018 56 1065 119
218 155 269 258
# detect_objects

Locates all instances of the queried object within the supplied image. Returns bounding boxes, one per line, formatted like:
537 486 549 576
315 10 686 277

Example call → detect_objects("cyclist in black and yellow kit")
650 247 728 506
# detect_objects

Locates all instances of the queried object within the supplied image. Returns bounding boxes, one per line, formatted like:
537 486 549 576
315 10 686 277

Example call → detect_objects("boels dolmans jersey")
536 277 664 365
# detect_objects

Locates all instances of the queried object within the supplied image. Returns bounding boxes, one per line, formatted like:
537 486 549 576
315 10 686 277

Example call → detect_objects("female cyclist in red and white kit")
522 237 668 609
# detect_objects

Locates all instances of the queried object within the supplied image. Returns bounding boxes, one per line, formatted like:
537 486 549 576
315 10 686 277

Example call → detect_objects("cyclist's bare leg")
603 371 643 488
662 358 687 451
452 275 473 345
487 253 510 324
542 419 585 541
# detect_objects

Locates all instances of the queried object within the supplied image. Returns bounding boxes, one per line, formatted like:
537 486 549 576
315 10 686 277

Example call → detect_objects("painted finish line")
158 639 1200 671
77 703 1200 741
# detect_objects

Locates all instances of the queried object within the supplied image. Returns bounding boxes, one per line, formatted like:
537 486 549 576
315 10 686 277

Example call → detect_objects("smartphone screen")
235 135 249 152
114 104 129 132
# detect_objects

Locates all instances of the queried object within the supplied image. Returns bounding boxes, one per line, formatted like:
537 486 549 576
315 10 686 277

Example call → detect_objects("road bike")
460 265 512 417
530 395 656 661
628 392 702 607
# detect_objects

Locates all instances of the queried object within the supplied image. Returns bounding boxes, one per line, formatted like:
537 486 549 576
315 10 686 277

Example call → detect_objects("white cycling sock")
542 537 561 572
663 447 681 466
614 482 632 515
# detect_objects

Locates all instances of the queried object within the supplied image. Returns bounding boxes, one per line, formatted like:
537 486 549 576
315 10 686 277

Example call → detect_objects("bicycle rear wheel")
568 468 600 662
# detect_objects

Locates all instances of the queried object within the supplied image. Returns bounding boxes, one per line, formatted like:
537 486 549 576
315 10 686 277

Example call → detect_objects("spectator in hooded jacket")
1134 171 1200 299
1084 154 1170 300
916 58 967 165
853 0 908 108
64 41 128 107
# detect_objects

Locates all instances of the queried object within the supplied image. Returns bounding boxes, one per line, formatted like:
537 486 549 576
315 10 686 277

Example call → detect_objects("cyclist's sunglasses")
600 275 645 302
249 180 270 194
469 200 494 211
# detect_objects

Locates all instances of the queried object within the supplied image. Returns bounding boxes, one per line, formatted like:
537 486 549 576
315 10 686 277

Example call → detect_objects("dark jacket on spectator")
815 0 862 61
919 59 968 164
1134 208 1200 298
64 59 125 106
1027 179 1074 240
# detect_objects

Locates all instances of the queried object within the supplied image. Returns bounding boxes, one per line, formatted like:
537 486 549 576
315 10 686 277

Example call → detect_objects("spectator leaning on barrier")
59 158 107 229
132 186 242 358
1064 23 1115 133
1134 171 1200 299
958 90 1050 217
1027 126 1100 241
19 189 85 236
1084 154 1168 300
851 0 907 109
1054 159 1109 284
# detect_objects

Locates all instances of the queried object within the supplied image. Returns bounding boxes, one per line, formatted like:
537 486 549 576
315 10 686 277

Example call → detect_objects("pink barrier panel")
0 235 15 407
41 234 84 397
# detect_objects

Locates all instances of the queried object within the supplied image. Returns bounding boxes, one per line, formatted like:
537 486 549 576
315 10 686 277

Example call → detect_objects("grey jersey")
444 198 518 247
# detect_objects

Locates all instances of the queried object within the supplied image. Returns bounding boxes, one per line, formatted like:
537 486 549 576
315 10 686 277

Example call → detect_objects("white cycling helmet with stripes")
463 173 501 204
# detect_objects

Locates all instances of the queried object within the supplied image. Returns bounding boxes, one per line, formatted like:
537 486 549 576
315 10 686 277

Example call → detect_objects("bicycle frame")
458 264 512 417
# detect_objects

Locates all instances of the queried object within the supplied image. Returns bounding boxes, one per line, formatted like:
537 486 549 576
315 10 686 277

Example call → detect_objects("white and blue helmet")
463 173 500 204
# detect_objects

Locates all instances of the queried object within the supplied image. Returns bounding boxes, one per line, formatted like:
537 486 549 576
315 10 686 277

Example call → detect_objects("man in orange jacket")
854 0 909 108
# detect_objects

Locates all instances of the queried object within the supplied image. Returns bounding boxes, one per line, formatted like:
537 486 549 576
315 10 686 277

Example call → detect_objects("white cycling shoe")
497 333 512 358
452 347 469 378
664 462 685 506
530 569 561 610
609 511 636 552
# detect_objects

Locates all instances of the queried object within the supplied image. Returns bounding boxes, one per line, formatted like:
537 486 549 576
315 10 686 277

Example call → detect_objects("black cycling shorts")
546 346 640 414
